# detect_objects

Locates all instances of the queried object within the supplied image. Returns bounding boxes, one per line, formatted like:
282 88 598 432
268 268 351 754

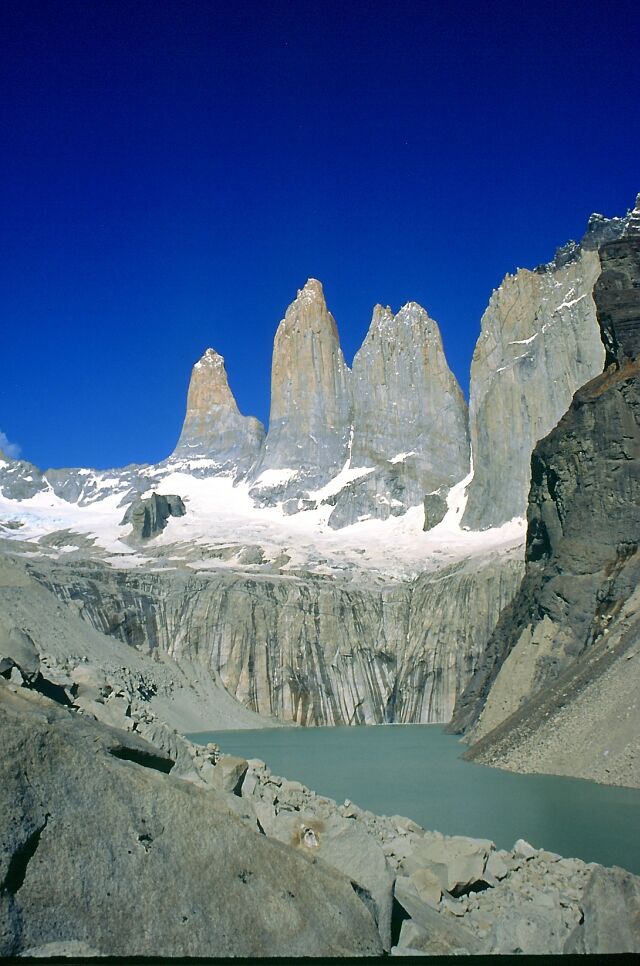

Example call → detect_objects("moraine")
189 723 640 875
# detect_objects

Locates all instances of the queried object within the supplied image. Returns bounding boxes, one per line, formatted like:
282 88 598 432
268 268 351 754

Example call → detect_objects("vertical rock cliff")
32 550 523 728
250 279 352 496
462 209 631 531
173 348 265 471
325 303 469 528
453 205 640 785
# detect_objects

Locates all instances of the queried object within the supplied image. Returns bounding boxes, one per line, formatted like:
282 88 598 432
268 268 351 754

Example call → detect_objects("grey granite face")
250 288 470 521
462 212 631 531
452 234 640 787
594 195 640 366
250 279 352 495
173 347 265 474
0 451 47 500
350 302 469 488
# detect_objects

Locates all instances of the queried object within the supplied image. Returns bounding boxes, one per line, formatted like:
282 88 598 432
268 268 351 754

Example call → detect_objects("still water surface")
188 724 640 874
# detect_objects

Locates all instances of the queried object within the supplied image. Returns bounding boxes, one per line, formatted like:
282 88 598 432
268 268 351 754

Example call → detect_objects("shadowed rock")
121 492 186 540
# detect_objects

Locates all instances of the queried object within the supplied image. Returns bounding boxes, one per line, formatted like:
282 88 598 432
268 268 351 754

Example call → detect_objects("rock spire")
173 348 264 471
250 279 351 490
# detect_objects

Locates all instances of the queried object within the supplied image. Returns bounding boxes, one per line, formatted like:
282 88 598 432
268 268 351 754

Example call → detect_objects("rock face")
0 452 47 501
121 492 186 540
452 226 640 787
340 302 469 518
173 347 265 471
251 280 351 496
0 683 382 958
34 550 523 727
595 194 640 366
462 208 633 531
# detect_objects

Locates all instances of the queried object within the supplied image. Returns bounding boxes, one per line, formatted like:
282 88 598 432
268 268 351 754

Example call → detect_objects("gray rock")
210 754 249 794
0 683 382 958
172 347 265 471
423 488 448 531
35 550 522 727
250 279 352 496
406 833 493 893
0 453 47 501
121 492 186 540
394 869 442 914
564 865 640 953
455 236 640 779
349 302 469 513
0 627 39 680
463 205 632 531
395 905 483 955
594 194 640 366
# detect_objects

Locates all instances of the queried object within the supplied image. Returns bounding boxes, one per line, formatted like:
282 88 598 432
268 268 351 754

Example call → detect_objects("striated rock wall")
34 551 523 727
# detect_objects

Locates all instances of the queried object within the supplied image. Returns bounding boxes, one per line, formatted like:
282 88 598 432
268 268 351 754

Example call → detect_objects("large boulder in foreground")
0 682 382 958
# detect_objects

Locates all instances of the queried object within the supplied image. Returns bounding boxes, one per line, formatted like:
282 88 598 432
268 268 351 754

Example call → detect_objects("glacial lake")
188 724 640 875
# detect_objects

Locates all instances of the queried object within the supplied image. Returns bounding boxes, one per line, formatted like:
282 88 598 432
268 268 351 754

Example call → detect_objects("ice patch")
390 451 417 464
253 468 299 488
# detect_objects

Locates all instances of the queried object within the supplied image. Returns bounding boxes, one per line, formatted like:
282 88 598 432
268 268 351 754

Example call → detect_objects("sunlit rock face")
452 220 640 786
331 302 469 526
38 550 523 727
462 209 632 531
173 348 265 472
250 279 352 494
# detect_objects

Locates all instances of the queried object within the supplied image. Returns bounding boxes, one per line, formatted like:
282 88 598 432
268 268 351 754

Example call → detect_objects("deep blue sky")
1 0 638 470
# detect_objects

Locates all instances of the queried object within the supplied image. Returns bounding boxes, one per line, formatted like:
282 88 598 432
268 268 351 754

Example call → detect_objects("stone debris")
2 620 640 956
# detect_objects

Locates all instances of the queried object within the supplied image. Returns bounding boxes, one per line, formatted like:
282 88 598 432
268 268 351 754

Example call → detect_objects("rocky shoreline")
2 638 639 957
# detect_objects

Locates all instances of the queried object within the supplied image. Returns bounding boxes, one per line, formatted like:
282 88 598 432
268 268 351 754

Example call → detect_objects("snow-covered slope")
0 451 524 580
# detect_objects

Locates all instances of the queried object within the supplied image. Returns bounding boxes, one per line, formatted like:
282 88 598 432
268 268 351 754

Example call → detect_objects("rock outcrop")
5 659 640 957
0 682 382 958
121 492 186 540
250 280 351 497
462 208 633 531
452 220 640 787
173 347 265 471
595 193 640 366
334 302 469 522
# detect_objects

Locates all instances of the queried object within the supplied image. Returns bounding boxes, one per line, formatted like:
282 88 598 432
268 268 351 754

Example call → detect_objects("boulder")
405 833 493 894
0 683 382 958
394 906 482 955
210 755 249 794
564 866 640 954
0 627 39 680
258 809 394 950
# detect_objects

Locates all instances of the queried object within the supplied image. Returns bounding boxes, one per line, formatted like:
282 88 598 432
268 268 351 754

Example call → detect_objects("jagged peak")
194 347 225 370
624 193 640 236
296 278 325 302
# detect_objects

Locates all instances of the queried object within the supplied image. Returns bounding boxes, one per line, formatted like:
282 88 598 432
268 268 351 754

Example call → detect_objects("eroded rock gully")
31 553 524 727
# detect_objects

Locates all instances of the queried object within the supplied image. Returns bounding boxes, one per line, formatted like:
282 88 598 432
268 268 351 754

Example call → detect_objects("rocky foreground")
1 637 639 958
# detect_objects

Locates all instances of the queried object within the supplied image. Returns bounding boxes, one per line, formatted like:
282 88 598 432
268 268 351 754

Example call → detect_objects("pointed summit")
173 348 264 471
250 279 351 489
350 301 469 485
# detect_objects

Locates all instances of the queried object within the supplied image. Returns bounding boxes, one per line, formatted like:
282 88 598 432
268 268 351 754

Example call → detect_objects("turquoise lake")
188 724 640 874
